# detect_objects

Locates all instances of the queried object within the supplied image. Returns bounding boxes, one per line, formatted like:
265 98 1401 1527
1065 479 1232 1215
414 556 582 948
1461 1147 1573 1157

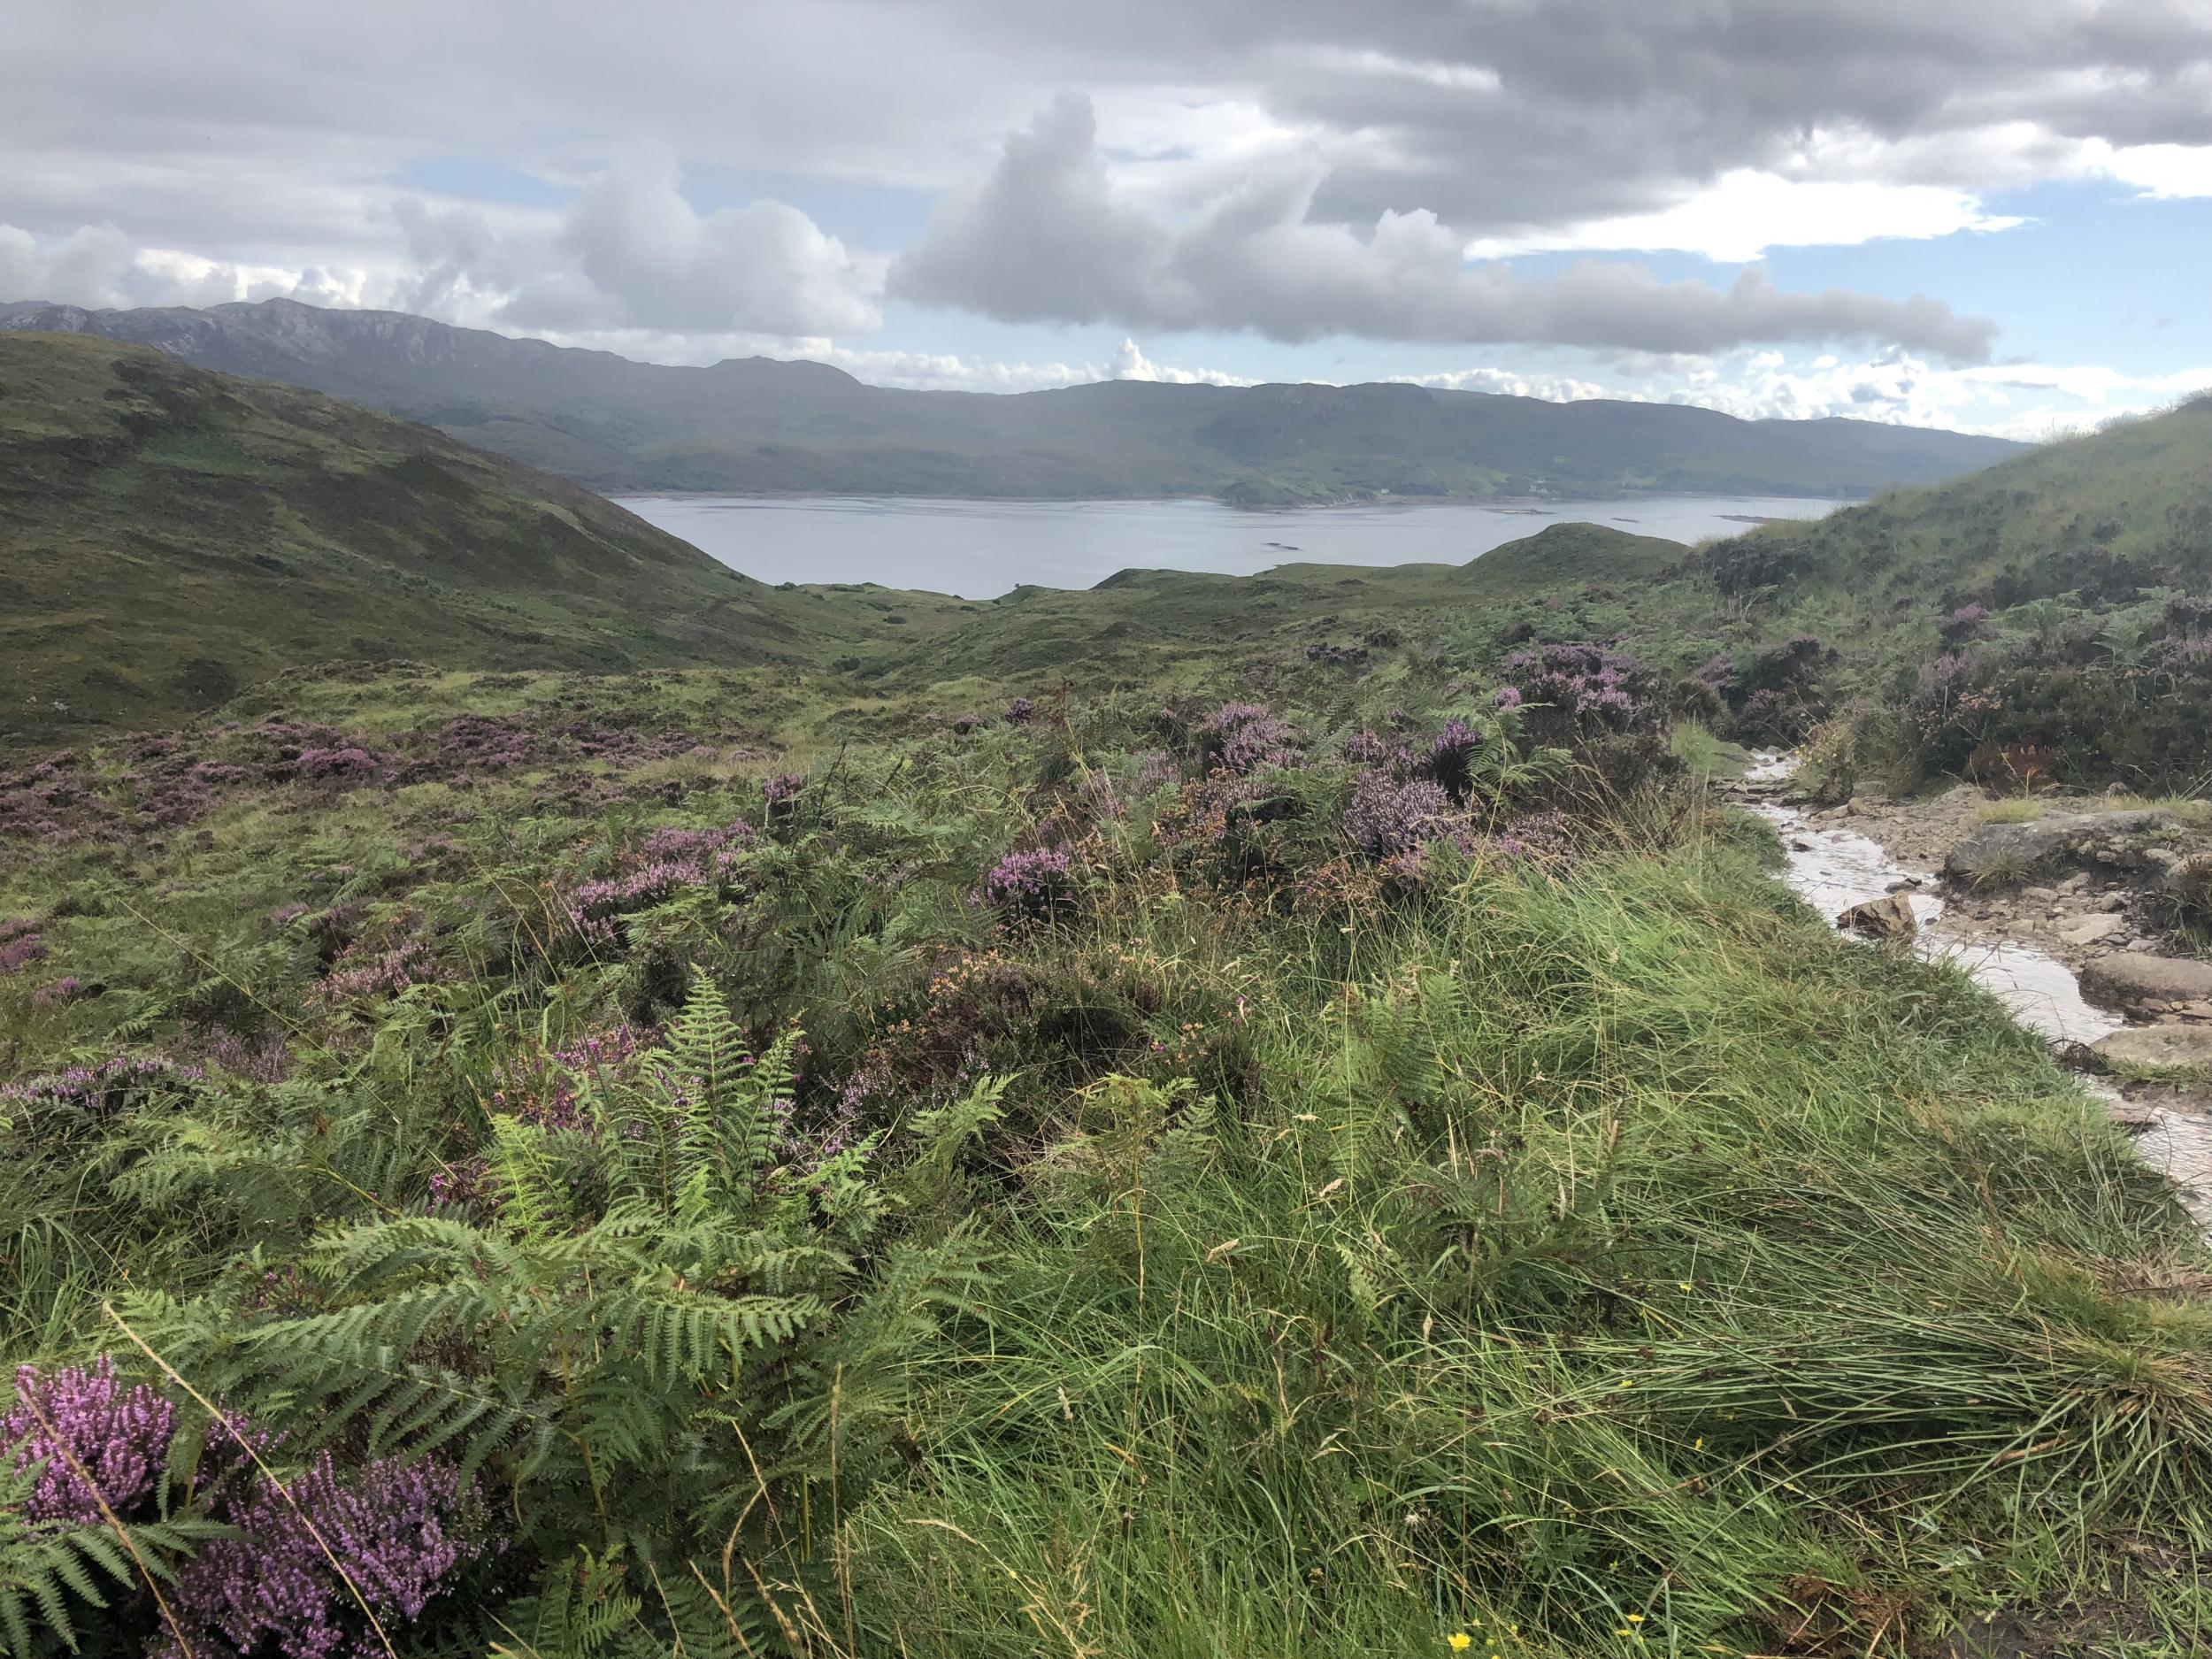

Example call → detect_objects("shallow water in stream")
1747 754 2212 1221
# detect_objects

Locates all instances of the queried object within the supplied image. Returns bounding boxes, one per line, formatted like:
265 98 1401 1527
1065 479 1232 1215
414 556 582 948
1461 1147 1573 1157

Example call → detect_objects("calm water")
613 493 1843 598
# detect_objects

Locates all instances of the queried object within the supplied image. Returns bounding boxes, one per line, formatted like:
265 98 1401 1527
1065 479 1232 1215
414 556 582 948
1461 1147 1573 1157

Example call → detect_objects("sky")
4 0 2210 436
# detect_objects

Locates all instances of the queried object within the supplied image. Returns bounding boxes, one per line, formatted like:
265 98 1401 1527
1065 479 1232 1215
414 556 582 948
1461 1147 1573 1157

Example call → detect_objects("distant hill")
0 334 956 748
0 297 2024 505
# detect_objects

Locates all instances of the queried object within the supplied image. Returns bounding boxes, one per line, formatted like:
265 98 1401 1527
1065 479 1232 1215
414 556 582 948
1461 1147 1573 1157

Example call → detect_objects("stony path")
1733 764 2212 1224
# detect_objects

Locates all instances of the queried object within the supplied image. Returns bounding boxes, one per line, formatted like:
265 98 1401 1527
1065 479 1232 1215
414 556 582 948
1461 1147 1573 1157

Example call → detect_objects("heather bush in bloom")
1342 773 1466 860
1195 702 1302 775
1502 643 1663 738
493 1024 649 1134
764 771 806 829
1341 729 1395 766
160 1448 481 1659
1002 696 1036 725
978 847 1075 920
5 1357 174 1524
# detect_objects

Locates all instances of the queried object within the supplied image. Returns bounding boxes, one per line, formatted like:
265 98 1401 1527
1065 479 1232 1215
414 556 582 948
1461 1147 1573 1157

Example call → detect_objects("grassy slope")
3 673 2206 1655
0 334 979 748
1708 393 2212 603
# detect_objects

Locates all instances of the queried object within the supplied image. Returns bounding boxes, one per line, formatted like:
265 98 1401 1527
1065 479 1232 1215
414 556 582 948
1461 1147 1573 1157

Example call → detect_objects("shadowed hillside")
0 334 970 747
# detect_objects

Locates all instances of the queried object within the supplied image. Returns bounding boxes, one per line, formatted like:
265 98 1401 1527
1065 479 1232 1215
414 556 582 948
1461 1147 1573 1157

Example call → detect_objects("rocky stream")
1740 755 2212 1225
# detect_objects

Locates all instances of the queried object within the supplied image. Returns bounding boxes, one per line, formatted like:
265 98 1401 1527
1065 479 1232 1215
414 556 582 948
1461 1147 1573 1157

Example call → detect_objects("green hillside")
1704 393 2212 604
0 334 969 747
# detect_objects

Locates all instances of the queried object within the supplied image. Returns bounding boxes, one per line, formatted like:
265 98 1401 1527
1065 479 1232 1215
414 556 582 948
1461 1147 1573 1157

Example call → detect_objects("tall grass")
833 848 2212 1655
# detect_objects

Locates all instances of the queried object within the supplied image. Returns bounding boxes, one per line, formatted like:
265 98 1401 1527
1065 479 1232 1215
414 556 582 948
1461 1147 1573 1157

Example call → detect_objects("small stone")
2026 886 2060 901
1838 894 1918 941
2098 894 2126 912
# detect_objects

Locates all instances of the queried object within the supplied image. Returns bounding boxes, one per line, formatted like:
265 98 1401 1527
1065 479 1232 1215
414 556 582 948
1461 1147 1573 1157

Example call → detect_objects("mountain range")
0 297 2024 505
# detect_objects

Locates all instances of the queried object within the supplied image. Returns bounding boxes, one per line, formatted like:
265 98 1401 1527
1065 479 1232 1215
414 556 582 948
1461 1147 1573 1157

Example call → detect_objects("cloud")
389 159 884 338
1393 346 2212 439
0 221 363 311
1391 366 1617 403
1463 171 2025 263
891 95 1998 360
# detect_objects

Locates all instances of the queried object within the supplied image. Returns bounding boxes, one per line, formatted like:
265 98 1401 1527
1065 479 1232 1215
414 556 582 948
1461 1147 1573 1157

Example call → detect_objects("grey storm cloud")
891 94 1999 360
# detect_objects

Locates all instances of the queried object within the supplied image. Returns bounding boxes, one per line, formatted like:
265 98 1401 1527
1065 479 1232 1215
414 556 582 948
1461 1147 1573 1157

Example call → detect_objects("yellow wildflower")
1448 1635 1473 1652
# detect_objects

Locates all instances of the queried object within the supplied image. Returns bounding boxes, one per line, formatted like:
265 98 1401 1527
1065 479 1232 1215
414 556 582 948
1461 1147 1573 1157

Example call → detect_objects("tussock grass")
833 847 2212 1655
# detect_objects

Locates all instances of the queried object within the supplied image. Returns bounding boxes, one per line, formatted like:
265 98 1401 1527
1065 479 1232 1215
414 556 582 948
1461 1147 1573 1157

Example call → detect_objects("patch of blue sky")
679 165 939 249
394 157 572 209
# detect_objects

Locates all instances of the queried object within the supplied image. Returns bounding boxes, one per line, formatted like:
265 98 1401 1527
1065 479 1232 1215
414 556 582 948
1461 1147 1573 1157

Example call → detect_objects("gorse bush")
2 664 2208 1656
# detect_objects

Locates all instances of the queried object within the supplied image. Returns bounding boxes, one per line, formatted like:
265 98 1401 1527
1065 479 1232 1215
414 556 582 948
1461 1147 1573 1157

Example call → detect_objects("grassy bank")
2 670 2207 1656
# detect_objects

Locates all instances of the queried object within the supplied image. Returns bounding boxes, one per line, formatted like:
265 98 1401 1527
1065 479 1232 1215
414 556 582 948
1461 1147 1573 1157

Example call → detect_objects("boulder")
2057 913 2128 947
1942 809 2177 886
2093 1025 2212 1071
2079 954 2212 1013
1838 894 1917 941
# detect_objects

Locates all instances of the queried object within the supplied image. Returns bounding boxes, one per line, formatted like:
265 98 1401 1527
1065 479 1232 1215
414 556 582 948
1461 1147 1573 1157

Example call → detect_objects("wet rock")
2058 913 2129 947
2080 954 2212 1013
1838 893 1918 941
2093 1025 2212 1071
1943 809 2177 885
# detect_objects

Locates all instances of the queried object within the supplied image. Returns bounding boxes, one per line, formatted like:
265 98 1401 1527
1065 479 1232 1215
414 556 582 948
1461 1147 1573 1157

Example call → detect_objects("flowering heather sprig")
638 818 757 864
161 1449 482 1659
0 931 46 974
1196 702 1302 775
1002 696 1036 725
1343 773 1469 860
316 941 438 1003
492 1024 648 1134
33 976 87 1008
978 847 1075 918
5 1357 174 1524
189 1027 295 1083
1488 810 1578 866
2 1055 205 1119
1342 729 1394 765
573 859 706 918
1492 685 1523 710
